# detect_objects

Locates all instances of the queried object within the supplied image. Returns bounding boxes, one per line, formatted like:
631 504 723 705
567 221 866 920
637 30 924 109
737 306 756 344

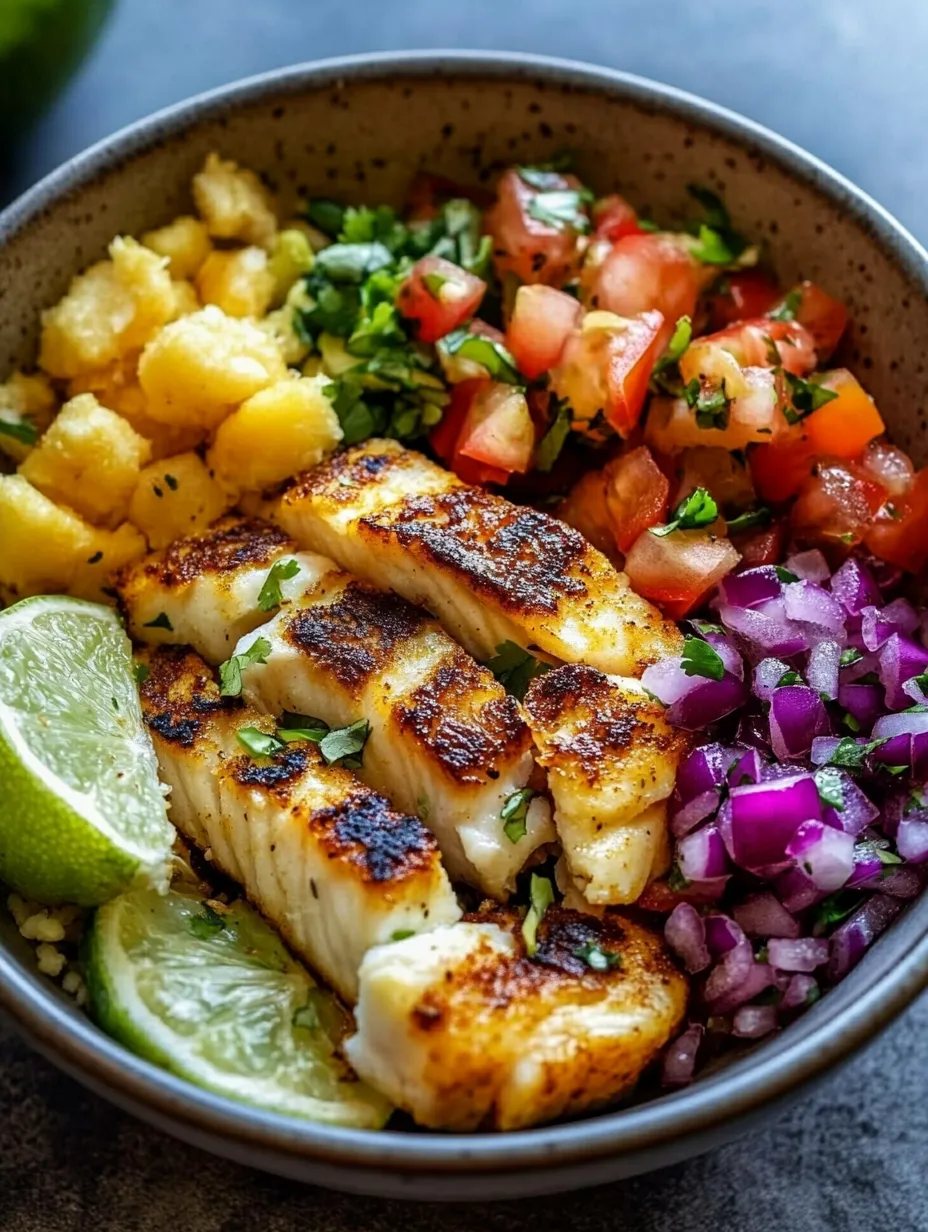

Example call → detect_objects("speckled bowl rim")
3 50 928 1181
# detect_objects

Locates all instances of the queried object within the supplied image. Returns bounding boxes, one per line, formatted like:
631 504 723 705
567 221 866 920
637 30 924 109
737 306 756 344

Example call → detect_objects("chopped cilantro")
527 189 593 234
257 559 301 613
501 788 536 844
814 766 845 811
0 417 38 446
304 198 346 237
318 719 370 769
236 726 284 758
811 888 863 935
535 397 572 473
680 636 726 681
909 672 928 697
142 612 173 631
276 712 331 744
826 736 890 772
219 637 272 698
390 929 415 943
769 287 803 323
726 506 773 533
775 566 800 584
188 903 226 940
876 848 903 865
840 648 864 668
782 372 839 424
522 873 555 958
692 223 738 266
667 863 690 891
323 377 387 446
777 669 803 687
313 241 394 284
439 327 522 383
650 487 719 537
686 185 747 263
574 942 621 971
683 378 732 429
487 641 551 701
650 315 693 394
132 663 150 686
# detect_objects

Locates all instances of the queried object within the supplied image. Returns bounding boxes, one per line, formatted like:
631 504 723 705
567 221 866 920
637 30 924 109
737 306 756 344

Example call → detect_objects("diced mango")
141 215 213 280
0 371 57 463
195 246 275 318
128 452 232 549
39 237 175 379
137 305 287 429
192 152 277 249
19 394 151 527
208 374 342 492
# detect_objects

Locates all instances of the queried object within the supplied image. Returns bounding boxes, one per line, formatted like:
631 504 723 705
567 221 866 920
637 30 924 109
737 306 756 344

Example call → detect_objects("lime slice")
85 887 392 1128
0 595 174 906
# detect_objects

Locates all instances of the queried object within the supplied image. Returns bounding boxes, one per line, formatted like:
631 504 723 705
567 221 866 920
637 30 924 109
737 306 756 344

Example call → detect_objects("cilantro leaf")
535 397 572 473
313 242 394 284
142 612 173 631
725 506 773 533
219 636 272 698
682 377 732 429
487 641 551 700
188 903 227 940
390 929 415 942
686 185 747 263
323 377 387 446
680 636 726 681
811 889 863 935
650 486 719 537
814 766 845 811
778 669 803 686
318 719 370 768
775 566 800 583
691 224 737 266
769 287 803 323
840 648 863 668
276 712 331 743
522 873 555 957
782 372 839 424
236 726 285 758
826 736 890 772
438 328 521 383
574 942 621 971
527 189 593 234
0 417 38 446
501 788 536 844
257 559 300 613
304 199 346 237
650 315 693 395
132 663 150 686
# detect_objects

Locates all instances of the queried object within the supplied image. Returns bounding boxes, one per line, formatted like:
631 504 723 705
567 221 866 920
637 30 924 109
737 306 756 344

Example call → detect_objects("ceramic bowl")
1 51 927 1202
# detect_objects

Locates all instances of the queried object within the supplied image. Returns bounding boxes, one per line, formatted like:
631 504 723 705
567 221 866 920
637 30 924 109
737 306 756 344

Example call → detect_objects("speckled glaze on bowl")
1 52 927 1202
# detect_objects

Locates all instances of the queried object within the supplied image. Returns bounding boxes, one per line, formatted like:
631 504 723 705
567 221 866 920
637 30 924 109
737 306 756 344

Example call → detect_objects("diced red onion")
729 774 820 875
732 1004 778 1038
661 1023 704 1087
664 903 712 974
825 894 902 982
702 630 744 680
678 822 729 882
671 790 721 837
732 891 801 939
837 682 883 733
786 549 830 583
736 708 771 751
830 557 881 615
878 633 928 710
640 657 699 707
703 914 744 956
781 973 819 1010
754 657 791 701
840 649 880 683
667 673 749 730
719 566 783 610
857 863 925 898
820 770 879 836
785 820 855 892
871 708 928 740
676 743 740 803
811 736 842 765
846 843 886 888
706 960 775 1014
861 599 919 652
807 639 843 700
729 747 767 787
704 933 754 1001
769 686 829 760
903 676 928 705
767 936 830 972
882 597 920 634
783 581 846 635
897 817 928 864
776 864 828 913
719 599 810 658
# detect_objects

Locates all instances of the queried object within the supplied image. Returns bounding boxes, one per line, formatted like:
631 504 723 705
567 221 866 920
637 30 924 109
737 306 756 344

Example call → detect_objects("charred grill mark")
121 516 293 591
140 647 233 748
281 441 406 506
147 711 202 748
229 746 314 799
285 581 430 691
312 791 439 883
361 486 590 615
392 652 531 784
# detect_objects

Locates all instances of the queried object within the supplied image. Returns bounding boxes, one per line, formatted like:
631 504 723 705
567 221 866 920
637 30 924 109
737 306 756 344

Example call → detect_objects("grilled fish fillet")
524 666 689 905
119 518 552 898
256 439 682 675
345 906 687 1130
138 646 461 1003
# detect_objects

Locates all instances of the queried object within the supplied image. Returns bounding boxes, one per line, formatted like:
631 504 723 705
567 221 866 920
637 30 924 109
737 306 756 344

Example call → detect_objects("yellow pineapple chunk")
141 215 213 279
128 452 232 549
171 279 201 317
0 372 57 463
192 152 277 249
195 246 274 318
69 522 148 603
0 475 96 599
19 394 151 527
39 237 176 379
208 374 342 492
137 305 287 429
267 228 315 304
257 280 313 366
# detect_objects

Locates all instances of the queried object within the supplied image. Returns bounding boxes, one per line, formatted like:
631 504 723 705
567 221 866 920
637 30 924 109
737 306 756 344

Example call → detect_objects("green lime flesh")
85 887 391 1128
0 595 174 906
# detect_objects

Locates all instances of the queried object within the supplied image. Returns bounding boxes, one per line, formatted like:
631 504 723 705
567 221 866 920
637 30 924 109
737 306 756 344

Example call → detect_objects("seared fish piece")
237 575 551 898
258 439 682 675
346 906 687 1131
120 518 551 898
139 646 461 1003
524 666 689 905
118 515 336 663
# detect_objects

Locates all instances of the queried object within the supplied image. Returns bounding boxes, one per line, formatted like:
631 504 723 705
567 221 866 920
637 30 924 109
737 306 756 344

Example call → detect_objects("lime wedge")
84 887 392 1128
0 595 174 905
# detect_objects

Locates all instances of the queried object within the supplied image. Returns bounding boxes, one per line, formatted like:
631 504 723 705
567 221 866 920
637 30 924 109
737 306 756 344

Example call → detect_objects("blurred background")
2 0 927 250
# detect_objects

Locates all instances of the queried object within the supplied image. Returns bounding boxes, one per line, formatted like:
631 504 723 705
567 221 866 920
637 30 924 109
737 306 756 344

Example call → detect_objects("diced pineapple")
137 305 287 429
195 246 275 318
0 475 97 599
267 228 315 305
141 215 213 280
257 281 313 366
171 279 201 317
208 374 342 492
192 152 277 250
39 237 176 379
281 217 332 253
69 357 205 462
19 394 151 528
69 522 148 603
128 452 232 549
0 372 57 463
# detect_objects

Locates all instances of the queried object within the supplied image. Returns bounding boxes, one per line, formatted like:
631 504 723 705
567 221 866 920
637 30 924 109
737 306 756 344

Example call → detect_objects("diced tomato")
397 255 486 344
705 269 782 331
672 446 756 513
452 455 512 487
456 382 535 476
637 878 724 912
583 233 702 351
802 369 885 458
681 318 817 382
781 281 848 359
557 469 621 565
603 447 670 552
623 526 741 619
406 173 493 221
591 194 642 242
550 309 664 438
505 285 582 379
860 439 915 497
731 519 788 568
430 378 487 463
645 368 782 456
749 428 815 503
484 168 587 287
791 458 887 550
865 468 928 573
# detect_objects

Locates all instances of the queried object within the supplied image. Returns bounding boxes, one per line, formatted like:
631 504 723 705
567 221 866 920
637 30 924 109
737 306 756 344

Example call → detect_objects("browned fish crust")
276 442 410 506
284 580 431 694
391 651 532 785
118 515 293 593
138 644 230 747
